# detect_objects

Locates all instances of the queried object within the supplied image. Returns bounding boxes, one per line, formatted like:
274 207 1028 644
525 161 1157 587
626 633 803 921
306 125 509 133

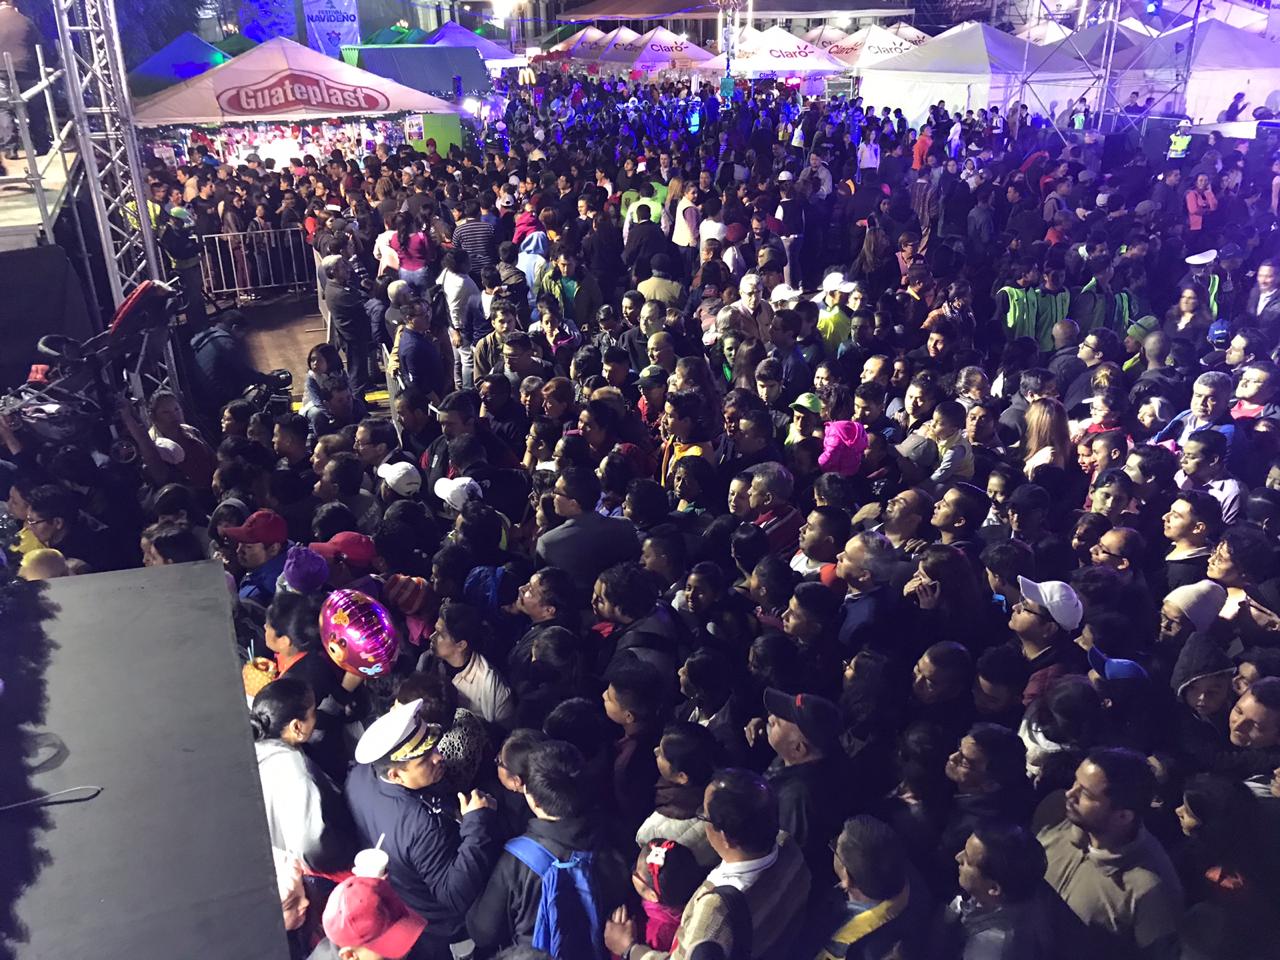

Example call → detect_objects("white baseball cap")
770 284 798 304
778 170 795 181
434 476 482 512
1017 576 1083 632
376 461 422 498
821 272 847 293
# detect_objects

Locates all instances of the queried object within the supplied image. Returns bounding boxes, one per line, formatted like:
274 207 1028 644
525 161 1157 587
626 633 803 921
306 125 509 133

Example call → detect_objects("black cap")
1008 483 1050 512
763 688 841 750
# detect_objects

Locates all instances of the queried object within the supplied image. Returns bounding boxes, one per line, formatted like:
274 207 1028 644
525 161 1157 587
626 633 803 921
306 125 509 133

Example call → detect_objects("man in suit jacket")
622 205 668 285
1245 260 1280 327
535 467 639 593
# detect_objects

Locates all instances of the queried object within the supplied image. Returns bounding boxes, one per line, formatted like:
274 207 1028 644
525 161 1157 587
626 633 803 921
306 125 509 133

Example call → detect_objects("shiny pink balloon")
321 589 399 678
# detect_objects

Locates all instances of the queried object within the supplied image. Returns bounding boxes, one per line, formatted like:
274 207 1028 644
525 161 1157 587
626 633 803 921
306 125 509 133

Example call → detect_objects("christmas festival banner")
303 0 360 59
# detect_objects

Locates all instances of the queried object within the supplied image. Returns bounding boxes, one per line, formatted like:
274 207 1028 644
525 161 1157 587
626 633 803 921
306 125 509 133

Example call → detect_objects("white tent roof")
597 26 713 69
578 25 640 59
885 21 930 44
801 25 849 49
424 21 526 66
1124 19 1280 72
826 24 914 67
701 24 846 74
864 20 1091 79
1017 20 1074 44
550 26 605 53
133 36 458 126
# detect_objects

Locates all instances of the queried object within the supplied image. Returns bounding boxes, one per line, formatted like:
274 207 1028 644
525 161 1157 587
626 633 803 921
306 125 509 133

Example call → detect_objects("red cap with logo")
308 531 377 569
322 876 426 959
221 509 288 546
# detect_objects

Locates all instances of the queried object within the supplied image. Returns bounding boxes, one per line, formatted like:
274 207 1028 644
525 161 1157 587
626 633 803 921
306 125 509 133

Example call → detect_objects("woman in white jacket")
251 676 353 874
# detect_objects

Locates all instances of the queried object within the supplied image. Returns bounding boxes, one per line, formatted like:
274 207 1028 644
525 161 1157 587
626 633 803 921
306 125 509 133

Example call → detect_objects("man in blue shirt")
396 299 445 399
222 509 290 602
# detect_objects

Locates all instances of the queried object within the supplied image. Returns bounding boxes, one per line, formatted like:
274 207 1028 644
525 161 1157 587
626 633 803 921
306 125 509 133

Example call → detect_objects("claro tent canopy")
858 21 1093 121
423 21 526 67
597 25 714 70
550 26 607 53
133 36 460 126
128 32 230 97
1116 21 1280 123
700 24 847 75
826 24 914 70
885 21 930 44
801 25 849 50
571 25 638 59
561 0 914 20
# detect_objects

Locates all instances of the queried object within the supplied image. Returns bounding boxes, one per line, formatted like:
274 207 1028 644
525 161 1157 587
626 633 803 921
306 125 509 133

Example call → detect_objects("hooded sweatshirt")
819 419 868 476
517 230 550 297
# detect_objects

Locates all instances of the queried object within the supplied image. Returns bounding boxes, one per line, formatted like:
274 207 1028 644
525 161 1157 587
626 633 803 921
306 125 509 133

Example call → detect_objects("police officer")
344 700 501 960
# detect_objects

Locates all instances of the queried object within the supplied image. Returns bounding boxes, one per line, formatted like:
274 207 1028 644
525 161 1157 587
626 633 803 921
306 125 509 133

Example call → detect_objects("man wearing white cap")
815 273 854 357
344 700 500 958
1010 576 1085 706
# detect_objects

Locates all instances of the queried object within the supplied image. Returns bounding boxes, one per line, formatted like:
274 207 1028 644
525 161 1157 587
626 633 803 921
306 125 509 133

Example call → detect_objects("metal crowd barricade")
200 226 312 303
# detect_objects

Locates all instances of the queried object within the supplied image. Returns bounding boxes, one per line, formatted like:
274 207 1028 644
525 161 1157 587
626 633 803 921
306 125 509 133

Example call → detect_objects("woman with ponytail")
252 676 354 874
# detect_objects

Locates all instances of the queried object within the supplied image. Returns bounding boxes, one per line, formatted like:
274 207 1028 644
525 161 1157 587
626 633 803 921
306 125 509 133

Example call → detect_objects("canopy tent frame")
1018 0 1206 136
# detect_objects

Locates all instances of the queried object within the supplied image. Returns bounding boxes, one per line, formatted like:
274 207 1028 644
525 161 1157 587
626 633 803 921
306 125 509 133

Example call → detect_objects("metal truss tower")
48 0 193 413
50 0 162 308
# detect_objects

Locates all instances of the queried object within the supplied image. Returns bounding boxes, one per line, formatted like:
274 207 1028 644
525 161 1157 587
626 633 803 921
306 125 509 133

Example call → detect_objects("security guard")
1166 119 1192 161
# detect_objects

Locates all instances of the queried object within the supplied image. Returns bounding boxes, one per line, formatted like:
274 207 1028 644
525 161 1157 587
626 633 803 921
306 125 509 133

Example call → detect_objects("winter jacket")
819 420 868 476
345 762 500 941
464 815 630 957
636 809 716 866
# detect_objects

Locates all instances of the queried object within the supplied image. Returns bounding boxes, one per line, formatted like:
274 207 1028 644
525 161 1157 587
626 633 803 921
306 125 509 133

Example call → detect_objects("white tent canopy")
801 25 849 49
858 21 1093 122
424 21 526 67
701 24 846 75
549 26 606 53
133 36 458 127
577 25 640 60
885 21 930 45
826 24 914 69
597 26 714 70
1017 20 1074 44
1116 21 1280 123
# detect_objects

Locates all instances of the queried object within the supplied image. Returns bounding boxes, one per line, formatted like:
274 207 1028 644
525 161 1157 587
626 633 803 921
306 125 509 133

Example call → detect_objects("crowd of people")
8 66 1280 960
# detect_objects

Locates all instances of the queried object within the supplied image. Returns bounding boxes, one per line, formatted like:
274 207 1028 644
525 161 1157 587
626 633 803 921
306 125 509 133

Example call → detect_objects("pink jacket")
819 419 868 476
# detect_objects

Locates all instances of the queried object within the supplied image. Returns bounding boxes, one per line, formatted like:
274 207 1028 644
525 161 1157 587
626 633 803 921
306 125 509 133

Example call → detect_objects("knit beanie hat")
281 545 330 594
1170 632 1234 698
384 574 432 617
1165 580 1227 634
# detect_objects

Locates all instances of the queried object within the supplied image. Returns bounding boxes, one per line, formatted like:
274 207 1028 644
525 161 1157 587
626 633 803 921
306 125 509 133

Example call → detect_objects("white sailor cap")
354 699 443 765
1184 249 1218 266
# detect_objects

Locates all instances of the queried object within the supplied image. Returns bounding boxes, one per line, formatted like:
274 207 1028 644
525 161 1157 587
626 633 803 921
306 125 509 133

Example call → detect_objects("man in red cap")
313 875 427 960
222 508 290 602
310 531 379 590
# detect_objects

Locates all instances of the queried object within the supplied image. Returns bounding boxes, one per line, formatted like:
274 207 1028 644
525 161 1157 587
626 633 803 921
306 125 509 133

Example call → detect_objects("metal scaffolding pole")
51 0 162 308
49 0 189 414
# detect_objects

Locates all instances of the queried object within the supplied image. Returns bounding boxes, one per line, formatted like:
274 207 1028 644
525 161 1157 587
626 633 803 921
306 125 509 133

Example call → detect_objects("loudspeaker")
0 245 93 390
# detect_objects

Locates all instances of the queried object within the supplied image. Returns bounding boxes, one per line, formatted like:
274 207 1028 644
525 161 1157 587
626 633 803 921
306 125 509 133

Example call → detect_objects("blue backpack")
504 837 606 960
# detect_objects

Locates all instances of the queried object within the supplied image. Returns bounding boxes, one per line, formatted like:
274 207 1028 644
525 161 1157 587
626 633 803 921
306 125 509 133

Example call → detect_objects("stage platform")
0 149 78 253
8 561 290 960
